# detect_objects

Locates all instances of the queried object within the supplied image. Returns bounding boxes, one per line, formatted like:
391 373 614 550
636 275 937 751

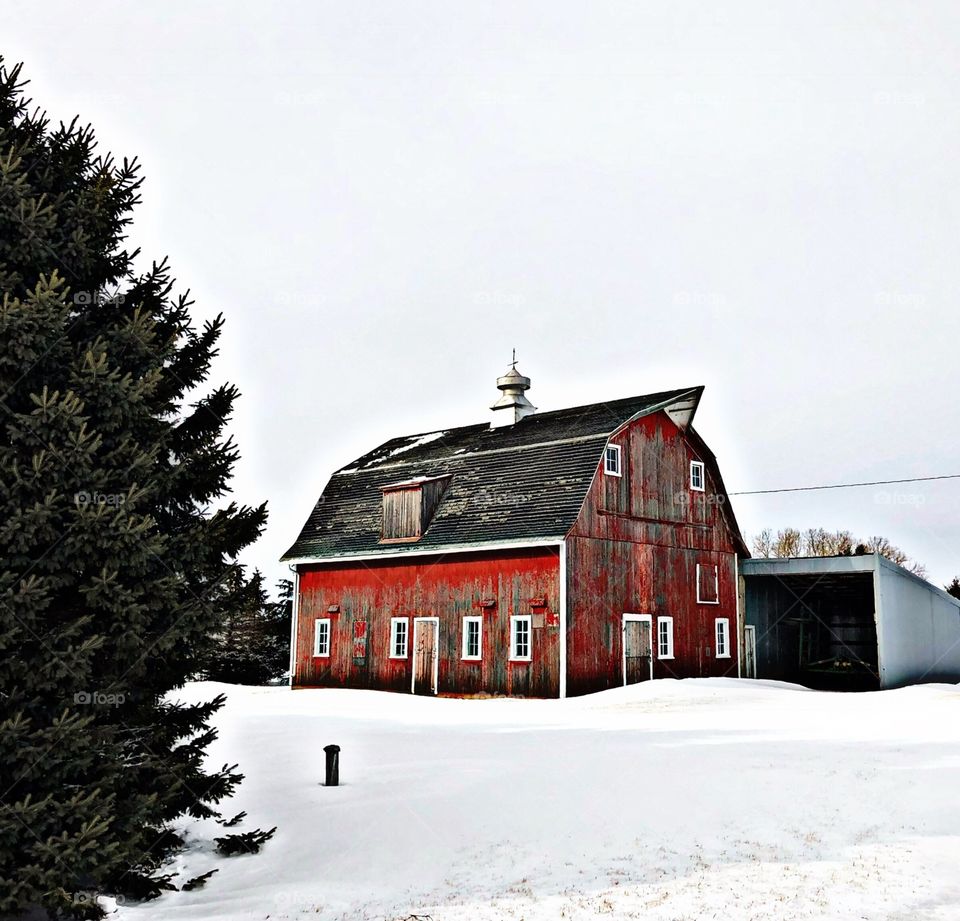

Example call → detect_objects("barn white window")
313 618 331 658
690 460 705 491
462 616 483 661
510 615 532 662
715 618 731 658
604 444 622 477
696 563 720 604
657 616 674 659
389 617 408 659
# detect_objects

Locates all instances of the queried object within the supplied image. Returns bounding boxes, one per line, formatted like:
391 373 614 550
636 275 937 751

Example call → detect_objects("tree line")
752 527 960 596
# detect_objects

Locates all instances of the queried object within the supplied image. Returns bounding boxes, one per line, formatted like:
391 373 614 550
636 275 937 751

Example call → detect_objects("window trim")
657 615 675 659
313 617 331 658
604 443 623 478
696 563 720 605
509 615 532 662
389 617 409 659
461 615 483 661
715 617 731 658
690 459 705 492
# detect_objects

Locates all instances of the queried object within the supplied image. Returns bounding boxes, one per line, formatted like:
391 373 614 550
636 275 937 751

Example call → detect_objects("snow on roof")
383 430 448 459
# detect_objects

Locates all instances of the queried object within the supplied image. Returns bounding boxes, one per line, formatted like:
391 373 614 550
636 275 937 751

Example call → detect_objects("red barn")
282 365 748 697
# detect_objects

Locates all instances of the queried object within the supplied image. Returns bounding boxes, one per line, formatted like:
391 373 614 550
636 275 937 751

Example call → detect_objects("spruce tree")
204 570 291 685
0 58 269 916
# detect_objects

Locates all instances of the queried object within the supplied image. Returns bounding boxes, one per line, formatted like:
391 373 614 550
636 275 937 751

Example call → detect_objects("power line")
730 473 960 496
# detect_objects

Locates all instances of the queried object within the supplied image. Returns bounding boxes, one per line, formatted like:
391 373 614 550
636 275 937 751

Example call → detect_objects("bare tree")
750 527 926 577
752 528 773 557
772 527 803 558
863 535 926 577
804 527 832 557
832 530 855 556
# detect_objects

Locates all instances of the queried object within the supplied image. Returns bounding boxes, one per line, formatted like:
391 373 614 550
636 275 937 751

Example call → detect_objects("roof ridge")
335 432 610 475
369 386 702 448
533 385 703 420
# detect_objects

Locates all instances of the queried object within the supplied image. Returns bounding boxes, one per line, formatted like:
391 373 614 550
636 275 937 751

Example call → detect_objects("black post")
323 744 340 786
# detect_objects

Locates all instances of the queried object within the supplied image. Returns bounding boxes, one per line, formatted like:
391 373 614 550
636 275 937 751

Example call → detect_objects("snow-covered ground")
115 679 960 921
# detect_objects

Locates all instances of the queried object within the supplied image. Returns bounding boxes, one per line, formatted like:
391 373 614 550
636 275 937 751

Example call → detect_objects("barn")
282 364 748 697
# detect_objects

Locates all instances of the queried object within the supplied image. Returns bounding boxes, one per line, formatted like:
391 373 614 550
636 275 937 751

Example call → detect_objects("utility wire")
730 473 960 496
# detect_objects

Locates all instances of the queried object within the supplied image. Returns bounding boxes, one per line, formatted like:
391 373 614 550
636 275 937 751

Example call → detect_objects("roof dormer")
379 475 451 542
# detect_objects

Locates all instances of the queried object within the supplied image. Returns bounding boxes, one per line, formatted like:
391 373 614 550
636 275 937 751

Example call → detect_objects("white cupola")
490 355 537 428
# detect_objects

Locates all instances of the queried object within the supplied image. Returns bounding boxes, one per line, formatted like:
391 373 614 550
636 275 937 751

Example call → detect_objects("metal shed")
741 554 960 690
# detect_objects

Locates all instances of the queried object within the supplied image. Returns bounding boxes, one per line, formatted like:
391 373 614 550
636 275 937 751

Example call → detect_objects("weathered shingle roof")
282 387 701 562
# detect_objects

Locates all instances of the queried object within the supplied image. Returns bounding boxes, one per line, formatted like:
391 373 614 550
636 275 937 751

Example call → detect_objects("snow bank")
117 679 960 921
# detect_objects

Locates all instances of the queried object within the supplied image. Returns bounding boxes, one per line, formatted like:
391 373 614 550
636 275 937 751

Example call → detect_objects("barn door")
412 618 439 696
623 616 653 685
744 625 757 678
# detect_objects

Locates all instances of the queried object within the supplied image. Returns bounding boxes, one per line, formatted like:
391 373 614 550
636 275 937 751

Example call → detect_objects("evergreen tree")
204 571 291 685
946 577 960 601
0 58 269 916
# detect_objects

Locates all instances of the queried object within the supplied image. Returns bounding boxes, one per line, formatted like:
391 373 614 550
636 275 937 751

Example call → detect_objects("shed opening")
745 573 879 691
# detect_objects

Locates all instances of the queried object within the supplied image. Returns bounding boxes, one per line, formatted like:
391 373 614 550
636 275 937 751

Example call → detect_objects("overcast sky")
4 2 960 587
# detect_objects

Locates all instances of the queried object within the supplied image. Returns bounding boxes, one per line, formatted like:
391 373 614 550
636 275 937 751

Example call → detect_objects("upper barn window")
380 476 451 542
604 444 622 477
690 460 705 491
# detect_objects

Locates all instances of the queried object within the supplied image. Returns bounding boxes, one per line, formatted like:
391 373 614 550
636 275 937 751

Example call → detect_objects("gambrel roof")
283 386 721 562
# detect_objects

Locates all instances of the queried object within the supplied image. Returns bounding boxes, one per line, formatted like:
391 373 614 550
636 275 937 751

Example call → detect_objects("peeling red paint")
294 547 561 696
564 412 741 696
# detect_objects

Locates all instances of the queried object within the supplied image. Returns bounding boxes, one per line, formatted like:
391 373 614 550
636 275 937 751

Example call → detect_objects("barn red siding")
293 546 561 697
565 411 741 696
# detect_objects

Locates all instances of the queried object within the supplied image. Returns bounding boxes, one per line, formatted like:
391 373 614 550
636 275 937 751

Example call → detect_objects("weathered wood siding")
381 486 421 539
293 546 561 697
566 411 741 696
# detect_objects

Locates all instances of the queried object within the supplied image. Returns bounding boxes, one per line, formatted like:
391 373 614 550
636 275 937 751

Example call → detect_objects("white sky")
4 1 960 588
